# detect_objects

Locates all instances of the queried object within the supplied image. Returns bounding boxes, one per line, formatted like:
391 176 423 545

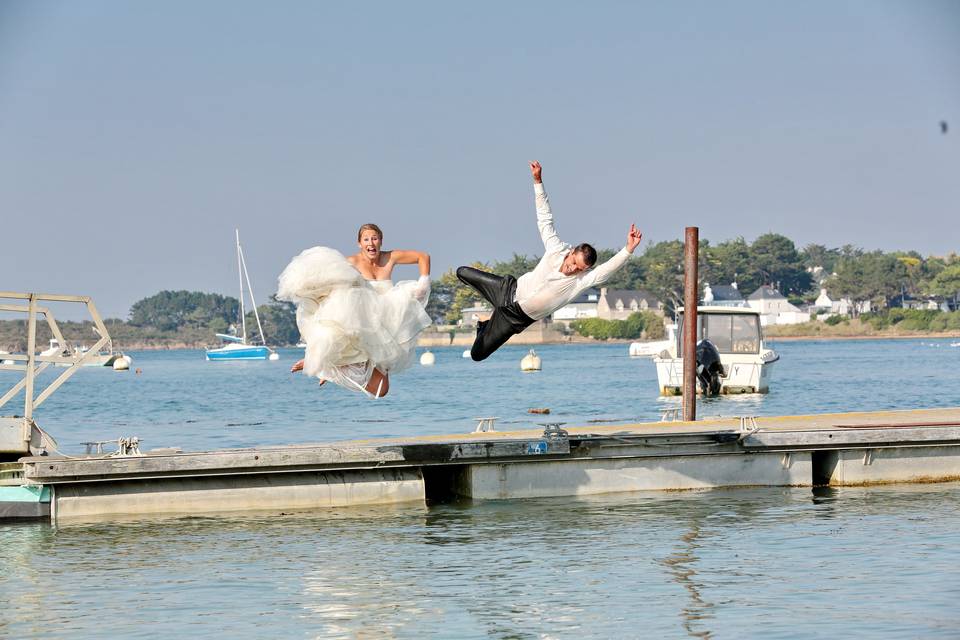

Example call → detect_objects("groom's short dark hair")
574 243 597 267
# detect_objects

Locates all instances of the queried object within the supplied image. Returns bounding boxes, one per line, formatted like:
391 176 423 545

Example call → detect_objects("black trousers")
457 266 535 361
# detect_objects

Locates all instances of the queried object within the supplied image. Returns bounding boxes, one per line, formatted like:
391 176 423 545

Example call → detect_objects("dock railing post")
682 227 699 421
24 294 38 427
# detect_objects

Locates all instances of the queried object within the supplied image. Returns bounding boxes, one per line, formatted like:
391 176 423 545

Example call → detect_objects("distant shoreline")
5 331 958 353
765 332 960 343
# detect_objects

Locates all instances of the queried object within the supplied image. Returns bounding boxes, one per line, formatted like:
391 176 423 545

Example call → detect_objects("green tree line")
127 290 300 346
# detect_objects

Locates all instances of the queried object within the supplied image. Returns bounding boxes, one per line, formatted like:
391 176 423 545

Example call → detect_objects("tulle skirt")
276 247 431 395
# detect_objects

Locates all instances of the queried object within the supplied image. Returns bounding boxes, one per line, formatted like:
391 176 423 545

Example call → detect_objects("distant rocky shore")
4 320 958 353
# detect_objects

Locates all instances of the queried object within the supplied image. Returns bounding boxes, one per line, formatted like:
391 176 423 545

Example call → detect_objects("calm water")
2 339 960 638
5 338 960 452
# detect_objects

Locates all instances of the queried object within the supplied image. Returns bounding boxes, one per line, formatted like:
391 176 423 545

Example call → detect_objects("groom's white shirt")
514 182 630 320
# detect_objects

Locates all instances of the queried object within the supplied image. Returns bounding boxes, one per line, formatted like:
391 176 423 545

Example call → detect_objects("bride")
278 223 431 397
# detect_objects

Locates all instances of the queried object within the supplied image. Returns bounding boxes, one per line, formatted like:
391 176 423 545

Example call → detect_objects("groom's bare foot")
291 359 305 373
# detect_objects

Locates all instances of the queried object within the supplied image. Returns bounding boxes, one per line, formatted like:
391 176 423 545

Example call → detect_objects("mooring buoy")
520 348 541 372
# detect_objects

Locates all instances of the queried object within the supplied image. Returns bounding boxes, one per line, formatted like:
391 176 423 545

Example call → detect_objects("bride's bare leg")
365 369 389 397
291 359 326 386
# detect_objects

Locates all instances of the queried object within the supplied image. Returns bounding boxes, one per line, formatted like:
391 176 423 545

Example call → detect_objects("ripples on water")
1 340 960 637
2 486 959 638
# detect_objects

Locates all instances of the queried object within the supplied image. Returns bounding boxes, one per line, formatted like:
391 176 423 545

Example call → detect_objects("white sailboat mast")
236 229 247 344
238 236 268 346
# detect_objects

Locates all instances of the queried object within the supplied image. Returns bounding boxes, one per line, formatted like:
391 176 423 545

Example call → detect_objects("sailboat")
206 230 279 362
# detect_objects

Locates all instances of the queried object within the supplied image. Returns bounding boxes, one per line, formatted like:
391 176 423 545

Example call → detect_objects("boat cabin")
676 306 763 356
653 306 778 395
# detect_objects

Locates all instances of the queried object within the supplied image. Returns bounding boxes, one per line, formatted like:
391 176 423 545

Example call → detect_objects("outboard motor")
695 339 724 396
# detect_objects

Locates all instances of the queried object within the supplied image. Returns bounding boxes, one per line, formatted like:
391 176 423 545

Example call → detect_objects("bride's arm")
390 250 431 276
390 250 431 304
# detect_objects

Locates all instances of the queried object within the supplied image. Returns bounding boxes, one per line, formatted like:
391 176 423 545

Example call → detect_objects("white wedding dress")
277 247 432 395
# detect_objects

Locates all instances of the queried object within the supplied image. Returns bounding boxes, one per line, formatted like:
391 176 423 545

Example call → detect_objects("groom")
457 161 643 361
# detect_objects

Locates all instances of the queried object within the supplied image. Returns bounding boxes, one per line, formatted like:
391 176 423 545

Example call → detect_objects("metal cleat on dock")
659 408 680 422
117 437 142 457
538 422 569 442
474 417 499 433
82 436 144 457
738 416 760 437
82 440 112 455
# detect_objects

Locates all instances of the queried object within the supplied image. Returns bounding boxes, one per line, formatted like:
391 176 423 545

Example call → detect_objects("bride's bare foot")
318 379 326 387
291 359 305 373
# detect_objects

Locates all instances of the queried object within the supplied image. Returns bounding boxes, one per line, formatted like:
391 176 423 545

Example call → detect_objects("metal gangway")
0 292 114 456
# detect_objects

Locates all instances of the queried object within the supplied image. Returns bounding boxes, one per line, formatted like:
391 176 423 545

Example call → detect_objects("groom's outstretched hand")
626 224 643 253
530 160 542 184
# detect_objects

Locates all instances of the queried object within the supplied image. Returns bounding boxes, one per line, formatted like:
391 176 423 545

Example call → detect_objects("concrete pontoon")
3 407 960 524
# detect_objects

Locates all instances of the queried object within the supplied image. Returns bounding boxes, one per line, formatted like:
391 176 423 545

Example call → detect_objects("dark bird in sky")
941 121 949 134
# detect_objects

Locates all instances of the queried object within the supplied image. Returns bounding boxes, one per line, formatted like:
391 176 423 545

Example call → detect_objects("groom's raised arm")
578 224 643 287
531 161 567 255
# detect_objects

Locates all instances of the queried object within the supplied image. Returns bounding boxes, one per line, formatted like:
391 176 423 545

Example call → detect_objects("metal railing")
0 292 113 453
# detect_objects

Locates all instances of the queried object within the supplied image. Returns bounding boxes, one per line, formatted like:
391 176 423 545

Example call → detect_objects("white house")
551 287 601 323
814 288 833 309
813 287 876 317
902 297 957 313
747 285 810 325
833 297 872 316
459 303 492 327
597 288 663 321
702 282 746 307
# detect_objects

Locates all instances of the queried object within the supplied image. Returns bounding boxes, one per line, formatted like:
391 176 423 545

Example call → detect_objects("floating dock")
3 407 960 523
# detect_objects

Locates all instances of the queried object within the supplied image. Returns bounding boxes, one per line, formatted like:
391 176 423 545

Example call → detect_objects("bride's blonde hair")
357 223 383 242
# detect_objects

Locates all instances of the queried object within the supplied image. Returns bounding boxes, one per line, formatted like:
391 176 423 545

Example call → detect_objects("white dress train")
276 247 432 395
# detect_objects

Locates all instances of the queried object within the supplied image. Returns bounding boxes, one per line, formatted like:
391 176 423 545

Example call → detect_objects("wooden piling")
683 227 699 421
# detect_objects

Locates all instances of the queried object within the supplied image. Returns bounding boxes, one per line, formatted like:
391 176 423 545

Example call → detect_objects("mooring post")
682 227 699 421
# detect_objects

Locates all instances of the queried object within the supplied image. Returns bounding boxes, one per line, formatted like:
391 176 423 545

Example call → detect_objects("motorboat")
652 306 779 395
39 338 124 367
205 230 278 362
628 324 676 357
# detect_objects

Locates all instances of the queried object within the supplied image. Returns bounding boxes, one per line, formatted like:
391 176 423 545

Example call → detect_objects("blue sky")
1 1 958 319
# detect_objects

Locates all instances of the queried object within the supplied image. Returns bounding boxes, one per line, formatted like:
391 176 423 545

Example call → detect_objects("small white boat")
39 338 123 367
206 230 277 362
39 338 62 358
653 306 779 395
629 324 676 357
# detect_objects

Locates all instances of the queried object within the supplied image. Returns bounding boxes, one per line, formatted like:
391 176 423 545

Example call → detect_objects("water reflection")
661 520 714 639
811 485 840 508
3 485 960 638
